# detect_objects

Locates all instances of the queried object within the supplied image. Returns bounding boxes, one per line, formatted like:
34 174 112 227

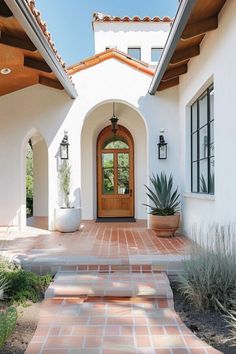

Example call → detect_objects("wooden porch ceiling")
157 0 227 91
0 0 64 96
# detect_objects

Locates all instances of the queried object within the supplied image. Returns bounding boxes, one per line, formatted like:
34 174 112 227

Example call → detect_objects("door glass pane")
118 168 129 194
118 153 129 167
103 139 129 149
199 126 208 159
209 157 215 194
192 162 198 192
102 153 114 168
199 92 208 128
103 169 114 194
192 132 198 162
191 102 198 133
200 159 208 193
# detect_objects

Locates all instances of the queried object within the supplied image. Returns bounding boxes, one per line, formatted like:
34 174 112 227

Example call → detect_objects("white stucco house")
0 0 235 244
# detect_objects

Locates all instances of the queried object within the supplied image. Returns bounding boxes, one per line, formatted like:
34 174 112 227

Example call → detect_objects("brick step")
22 260 184 275
45 271 173 299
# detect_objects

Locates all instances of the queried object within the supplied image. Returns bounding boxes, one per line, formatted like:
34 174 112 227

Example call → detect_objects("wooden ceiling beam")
157 77 179 91
24 57 52 73
0 31 37 51
170 45 200 65
162 64 188 81
182 16 218 40
39 76 64 90
0 0 13 18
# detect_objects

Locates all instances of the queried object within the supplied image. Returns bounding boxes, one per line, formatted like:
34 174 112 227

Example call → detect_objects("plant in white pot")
144 172 180 237
54 160 81 232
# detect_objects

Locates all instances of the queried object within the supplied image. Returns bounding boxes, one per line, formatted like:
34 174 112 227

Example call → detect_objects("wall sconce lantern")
158 135 167 159
60 131 69 159
110 103 119 136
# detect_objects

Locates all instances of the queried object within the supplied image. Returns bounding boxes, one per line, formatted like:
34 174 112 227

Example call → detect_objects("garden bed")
171 280 235 354
0 302 40 354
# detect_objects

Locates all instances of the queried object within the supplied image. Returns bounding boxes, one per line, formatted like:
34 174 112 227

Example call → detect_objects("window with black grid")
191 84 214 194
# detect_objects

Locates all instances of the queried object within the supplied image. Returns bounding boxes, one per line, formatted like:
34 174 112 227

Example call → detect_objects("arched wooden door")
97 125 134 218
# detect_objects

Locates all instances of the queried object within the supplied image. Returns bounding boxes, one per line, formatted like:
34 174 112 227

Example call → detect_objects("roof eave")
148 0 198 95
4 0 78 99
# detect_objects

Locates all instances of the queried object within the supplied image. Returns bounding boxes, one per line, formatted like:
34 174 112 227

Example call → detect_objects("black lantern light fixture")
158 134 167 159
110 103 119 136
60 131 69 159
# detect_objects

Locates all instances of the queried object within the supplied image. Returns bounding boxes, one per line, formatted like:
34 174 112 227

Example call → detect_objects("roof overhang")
1 0 77 98
149 0 227 94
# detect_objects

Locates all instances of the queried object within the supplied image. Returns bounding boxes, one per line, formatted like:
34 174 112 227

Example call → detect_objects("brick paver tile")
135 335 151 347
44 336 84 349
84 336 103 348
152 335 185 348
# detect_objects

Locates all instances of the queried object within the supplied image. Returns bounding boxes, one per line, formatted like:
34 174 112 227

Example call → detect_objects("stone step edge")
24 263 184 275
43 295 174 304
45 291 173 300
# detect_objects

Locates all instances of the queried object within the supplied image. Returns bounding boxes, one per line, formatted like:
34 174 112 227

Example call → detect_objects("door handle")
130 189 133 197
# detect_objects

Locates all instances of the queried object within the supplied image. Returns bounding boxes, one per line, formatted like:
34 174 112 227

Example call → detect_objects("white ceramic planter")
54 207 81 233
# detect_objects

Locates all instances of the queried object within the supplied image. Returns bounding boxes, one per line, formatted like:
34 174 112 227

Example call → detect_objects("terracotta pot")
148 213 180 237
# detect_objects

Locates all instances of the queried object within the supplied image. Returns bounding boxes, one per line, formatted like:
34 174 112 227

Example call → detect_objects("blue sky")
36 0 178 66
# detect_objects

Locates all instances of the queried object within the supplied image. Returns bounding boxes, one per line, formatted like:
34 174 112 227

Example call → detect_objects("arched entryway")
81 100 148 220
97 125 134 219
22 130 48 230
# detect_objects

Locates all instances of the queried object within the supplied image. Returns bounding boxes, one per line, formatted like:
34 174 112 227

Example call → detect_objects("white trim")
183 192 215 201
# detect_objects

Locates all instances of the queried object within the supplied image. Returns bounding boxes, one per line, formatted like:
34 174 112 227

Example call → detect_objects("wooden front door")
97 125 134 218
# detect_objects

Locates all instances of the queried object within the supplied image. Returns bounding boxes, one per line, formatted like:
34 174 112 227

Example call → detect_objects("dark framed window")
128 47 141 61
191 84 214 194
151 48 163 62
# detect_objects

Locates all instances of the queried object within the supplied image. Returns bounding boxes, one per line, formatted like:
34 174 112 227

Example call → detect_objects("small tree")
59 160 71 208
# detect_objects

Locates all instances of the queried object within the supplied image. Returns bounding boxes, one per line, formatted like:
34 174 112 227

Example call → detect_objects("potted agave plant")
54 160 81 232
144 172 180 237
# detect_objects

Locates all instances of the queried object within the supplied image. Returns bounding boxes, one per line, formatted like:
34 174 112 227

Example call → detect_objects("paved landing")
26 272 221 354
0 220 194 275
45 272 173 299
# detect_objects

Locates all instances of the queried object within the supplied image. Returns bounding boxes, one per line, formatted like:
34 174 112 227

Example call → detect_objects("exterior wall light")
110 103 119 135
158 134 167 159
60 131 69 159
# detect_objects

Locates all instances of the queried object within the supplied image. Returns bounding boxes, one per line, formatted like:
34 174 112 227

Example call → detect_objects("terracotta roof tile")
93 12 173 23
67 48 155 76
25 0 67 70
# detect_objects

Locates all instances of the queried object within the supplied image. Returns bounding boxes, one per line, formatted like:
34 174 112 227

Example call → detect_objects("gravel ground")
171 280 236 354
1 302 41 354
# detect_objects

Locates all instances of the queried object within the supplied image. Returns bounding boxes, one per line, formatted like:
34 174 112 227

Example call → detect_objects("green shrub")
0 307 17 348
0 258 52 304
178 224 236 311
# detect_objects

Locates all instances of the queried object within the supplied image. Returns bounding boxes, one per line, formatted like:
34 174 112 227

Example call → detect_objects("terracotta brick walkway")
26 271 221 354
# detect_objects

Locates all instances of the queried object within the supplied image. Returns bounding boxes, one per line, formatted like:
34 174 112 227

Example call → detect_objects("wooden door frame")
96 125 135 218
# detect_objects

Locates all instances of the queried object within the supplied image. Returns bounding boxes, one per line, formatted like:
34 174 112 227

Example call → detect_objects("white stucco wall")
93 22 171 64
178 0 236 239
0 57 179 230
